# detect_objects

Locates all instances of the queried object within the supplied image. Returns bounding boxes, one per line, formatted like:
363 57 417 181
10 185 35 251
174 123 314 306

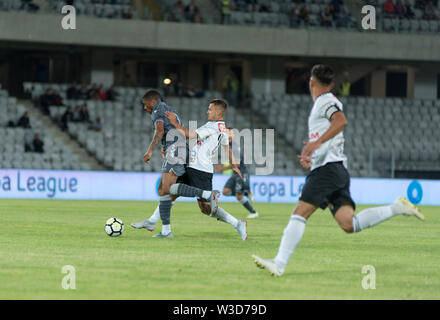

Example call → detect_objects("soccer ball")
105 217 124 237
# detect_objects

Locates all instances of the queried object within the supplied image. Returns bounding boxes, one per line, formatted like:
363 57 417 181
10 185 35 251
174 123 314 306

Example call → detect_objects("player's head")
207 99 227 121
309 64 335 98
142 90 163 113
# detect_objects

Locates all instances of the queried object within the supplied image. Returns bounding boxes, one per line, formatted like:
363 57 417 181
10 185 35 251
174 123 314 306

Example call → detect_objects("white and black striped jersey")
308 92 347 171
189 121 229 173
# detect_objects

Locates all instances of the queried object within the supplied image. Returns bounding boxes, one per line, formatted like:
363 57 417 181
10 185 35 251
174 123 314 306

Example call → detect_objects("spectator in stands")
289 3 301 27
185 0 199 22
321 6 333 27
340 72 351 97
79 104 90 123
52 89 63 106
246 0 258 12
424 1 439 20
415 0 426 10
184 85 196 97
97 84 107 100
222 71 239 107
335 6 352 27
89 117 102 132
404 0 415 18
235 0 247 11
395 0 406 17
72 106 82 122
221 0 232 24
20 0 40 13
259 3 270 12
17 112 31 129
171 0 186 22
383 0 396 16
67 82 79 100
175 82 185 96
40 89 52 114
195 87 205 98
122 7 133 19
298 4 309 24
330 0 343 14
88 83 99 100
32 133 44 153
194 8 204 23
79 83 89 100
61 106 73 131
107 85 119 101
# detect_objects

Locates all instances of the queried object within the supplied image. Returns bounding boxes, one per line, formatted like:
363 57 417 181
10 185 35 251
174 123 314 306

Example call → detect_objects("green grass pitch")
0 199 438 299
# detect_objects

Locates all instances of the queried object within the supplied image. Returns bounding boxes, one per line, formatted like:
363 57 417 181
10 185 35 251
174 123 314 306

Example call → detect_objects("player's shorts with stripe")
177 167 213 202
224 173 250 195
299 161 356 215
161 159 186 176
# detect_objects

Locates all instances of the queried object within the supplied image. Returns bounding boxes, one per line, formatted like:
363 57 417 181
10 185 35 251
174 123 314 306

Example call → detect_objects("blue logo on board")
407 180 423 204
156 177 161 196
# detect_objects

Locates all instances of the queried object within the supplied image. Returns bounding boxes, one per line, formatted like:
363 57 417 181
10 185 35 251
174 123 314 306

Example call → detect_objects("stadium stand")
0 85 83 171
252 92 440 178
24 82 284 174
21 81 440 178
1 0 439 34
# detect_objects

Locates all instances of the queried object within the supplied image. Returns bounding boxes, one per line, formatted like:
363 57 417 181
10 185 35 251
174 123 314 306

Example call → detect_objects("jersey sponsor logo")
309 132 320 140
218 122 226 132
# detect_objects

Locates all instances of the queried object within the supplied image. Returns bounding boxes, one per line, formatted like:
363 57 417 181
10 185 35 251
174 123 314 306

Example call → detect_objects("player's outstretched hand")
165 111 178 126
143 150 152 163
297 155 311 170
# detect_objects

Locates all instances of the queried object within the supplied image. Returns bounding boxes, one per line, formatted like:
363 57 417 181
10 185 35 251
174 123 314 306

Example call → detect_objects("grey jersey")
151 102 184 153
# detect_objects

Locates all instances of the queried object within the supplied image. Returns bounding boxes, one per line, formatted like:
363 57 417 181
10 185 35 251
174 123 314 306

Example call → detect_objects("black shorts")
177 167 213 202
224 172 250 195
299 161 356 215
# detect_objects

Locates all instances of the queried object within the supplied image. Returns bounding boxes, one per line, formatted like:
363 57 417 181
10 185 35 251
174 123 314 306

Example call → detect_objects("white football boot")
252 255 284 277
394 197 424 221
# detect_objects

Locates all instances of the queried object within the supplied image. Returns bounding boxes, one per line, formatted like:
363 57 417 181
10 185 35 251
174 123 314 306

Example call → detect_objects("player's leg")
334 197 424 234
222 175 235 196
195 173 247 240
170 168 220 214
130 179 179 231
151 170 179 238
236 192 258 218
201 201 247 240
253 200 317 276
239 173 258 217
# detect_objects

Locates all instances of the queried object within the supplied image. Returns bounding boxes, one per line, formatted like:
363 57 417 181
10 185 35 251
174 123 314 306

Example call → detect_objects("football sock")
239 198 256 213
274 215 307 270
159 195 172 232
352 205 398 233
149 205 161 223
162 224 171 235
149 201 175 223
212 207 239 228
170 183 211 200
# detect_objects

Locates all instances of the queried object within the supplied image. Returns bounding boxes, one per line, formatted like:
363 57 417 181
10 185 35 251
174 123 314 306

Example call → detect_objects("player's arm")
165 111 198 139
222 143 242 179
301 110 347 158
144 121 164 163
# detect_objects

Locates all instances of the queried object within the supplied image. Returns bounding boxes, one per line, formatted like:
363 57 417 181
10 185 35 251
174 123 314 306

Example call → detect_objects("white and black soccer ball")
105 217 124 237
